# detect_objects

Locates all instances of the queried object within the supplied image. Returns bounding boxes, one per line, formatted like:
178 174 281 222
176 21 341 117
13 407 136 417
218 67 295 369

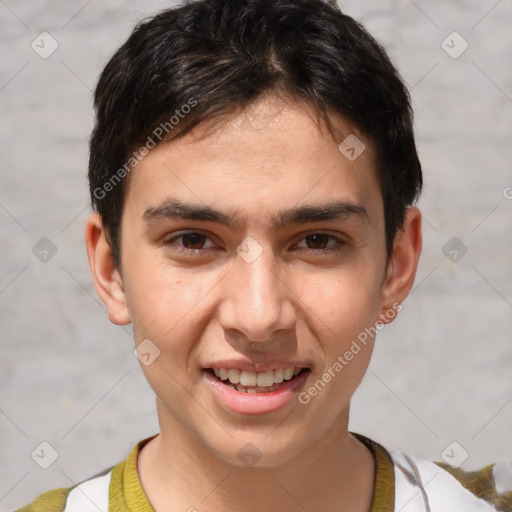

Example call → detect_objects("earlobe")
379 207 422 324
85 213 131 325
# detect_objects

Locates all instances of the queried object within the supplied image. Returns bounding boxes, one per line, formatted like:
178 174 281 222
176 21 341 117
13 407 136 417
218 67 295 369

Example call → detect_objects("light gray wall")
1 1 511 510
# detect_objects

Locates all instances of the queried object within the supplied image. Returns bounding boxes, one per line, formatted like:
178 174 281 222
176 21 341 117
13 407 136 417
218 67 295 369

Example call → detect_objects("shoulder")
14 487 72 512
14 435 157 512
391 449 512 511
14 466 115 512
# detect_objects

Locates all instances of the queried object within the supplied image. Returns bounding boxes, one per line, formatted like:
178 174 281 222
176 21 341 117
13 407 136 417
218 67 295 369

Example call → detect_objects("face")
88 95 419 468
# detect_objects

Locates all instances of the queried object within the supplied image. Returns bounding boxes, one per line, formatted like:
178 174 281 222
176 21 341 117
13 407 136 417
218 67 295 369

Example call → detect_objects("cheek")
296 272 379 418
123 263 224 387
297 267 382 396
299 266 383 334
122 243 207 331
125 270 209 396
125 254 383 347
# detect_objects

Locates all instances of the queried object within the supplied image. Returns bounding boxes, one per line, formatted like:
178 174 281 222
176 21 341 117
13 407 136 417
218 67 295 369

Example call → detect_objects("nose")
217 246 296 344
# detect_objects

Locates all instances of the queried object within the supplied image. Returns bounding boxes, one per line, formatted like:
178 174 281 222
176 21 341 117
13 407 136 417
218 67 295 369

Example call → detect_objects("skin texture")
86 95 422 511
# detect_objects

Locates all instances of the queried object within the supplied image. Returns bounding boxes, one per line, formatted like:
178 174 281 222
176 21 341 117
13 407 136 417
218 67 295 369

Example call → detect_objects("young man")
18 0 511 510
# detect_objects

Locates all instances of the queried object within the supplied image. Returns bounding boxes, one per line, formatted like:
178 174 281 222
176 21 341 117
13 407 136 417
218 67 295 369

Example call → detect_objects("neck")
138 401 375 512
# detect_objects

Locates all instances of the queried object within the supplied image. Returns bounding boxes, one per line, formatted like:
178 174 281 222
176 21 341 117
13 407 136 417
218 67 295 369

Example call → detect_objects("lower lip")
203 370 310 416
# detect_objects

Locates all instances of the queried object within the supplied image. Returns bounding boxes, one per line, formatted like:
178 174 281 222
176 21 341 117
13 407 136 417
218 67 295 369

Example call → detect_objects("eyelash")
163 231 348 255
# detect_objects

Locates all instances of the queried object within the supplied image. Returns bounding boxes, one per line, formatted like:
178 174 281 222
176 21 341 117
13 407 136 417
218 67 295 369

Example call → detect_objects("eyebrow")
142 198 369 229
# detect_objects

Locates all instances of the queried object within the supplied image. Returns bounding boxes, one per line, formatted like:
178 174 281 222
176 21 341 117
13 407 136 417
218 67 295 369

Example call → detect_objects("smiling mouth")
205 367 310 394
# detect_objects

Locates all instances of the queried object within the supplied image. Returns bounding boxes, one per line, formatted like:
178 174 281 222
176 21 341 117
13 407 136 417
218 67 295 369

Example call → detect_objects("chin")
206 432 312 469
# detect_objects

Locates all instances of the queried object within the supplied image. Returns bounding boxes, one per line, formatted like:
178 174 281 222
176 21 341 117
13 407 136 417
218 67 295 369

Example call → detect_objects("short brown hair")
89 0 422 267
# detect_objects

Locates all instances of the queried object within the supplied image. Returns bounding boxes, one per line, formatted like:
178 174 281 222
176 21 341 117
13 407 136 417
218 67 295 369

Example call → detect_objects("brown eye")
164 231 215 254
181 233 206 250
304 234 331 249
295 233 347 254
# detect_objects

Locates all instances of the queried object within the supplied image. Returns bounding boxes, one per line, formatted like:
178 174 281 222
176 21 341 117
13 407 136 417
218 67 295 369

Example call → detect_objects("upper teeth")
213 367 302 387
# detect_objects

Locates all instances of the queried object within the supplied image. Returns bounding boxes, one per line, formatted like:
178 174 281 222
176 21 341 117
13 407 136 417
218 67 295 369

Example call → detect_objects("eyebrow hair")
142 198 369 229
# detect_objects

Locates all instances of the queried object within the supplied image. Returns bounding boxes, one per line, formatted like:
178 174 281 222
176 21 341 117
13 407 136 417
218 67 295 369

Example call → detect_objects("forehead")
123 96 383 228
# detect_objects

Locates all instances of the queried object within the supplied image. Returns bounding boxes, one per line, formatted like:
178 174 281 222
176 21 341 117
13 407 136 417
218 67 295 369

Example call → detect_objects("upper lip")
203 359 311 372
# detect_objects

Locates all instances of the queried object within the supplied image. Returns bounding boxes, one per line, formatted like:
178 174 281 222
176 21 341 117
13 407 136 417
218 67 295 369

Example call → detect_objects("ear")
85 213 131 325
378 206 422 324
